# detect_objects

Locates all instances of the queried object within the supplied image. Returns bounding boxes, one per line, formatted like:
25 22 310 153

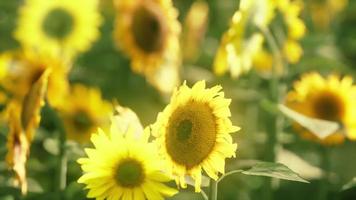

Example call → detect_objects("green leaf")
278 104 339 139
342 177 356 191
219 162 309 183
241 162 309 183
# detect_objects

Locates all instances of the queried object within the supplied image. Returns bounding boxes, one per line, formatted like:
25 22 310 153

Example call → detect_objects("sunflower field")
0 0 356 199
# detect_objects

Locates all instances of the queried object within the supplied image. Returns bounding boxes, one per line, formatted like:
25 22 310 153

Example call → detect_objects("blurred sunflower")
285 72 356 145
152 80 239 191
77 121 178 200
214 0 274 78
113 0 181 94
253 0 306 76
310 0 348 30
58 84 112 143
0 50 69 107
6 69 49 194
14 0 102 58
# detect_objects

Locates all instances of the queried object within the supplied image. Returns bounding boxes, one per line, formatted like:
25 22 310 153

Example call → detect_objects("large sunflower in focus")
113 0 181 94
78 121 177 199
152 81 240 191
286 72 356 145
0 50 69 108
14 0 102 58
58 84 112 143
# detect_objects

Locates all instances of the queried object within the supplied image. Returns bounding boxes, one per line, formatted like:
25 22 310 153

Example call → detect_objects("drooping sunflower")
113 0 181 94
152 80 240 191
285 72 356 145
0 50 69 108
6 69 50 194
14 0 102 58
58 84 112 143
214 0 275 78
77 121 178 200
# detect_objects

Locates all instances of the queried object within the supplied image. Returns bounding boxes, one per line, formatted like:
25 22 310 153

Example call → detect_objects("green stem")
47 106 67 192
259 26 285 200
318 146 330 200
208 179 218 200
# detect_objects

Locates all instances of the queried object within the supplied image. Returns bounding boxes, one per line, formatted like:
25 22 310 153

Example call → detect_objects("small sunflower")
0 50 69 107
213 0 274 78
14 0 102 58
310 0 348 30
113 0 181 94
285 72 356 145
77 121 178 200
152 80 240 191
253 0 306 76
58 84 112 143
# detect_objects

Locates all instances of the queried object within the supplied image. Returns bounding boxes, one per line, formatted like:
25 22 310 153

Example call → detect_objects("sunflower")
285 72 356 145
213 0 274 78
113 0 181 94
58 84 112 143
152 80 240 192
77 121 178 200
0 50 69 107
253 0 306 76
310 0 348 30
6 69 50 194
14 0 102 58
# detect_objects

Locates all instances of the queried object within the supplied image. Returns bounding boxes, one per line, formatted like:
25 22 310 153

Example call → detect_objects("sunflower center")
166 102 217 169
177 120 193 141
312 91 345 121
131 5 165 53
73 111 93 132
42 8 74 40
115 159 144 188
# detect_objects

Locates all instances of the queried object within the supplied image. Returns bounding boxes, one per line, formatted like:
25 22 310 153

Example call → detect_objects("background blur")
1 0 356 199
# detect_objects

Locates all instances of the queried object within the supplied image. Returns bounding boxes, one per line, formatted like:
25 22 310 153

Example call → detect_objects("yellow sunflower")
285 72 356 145
253 0 306 76
14 0 102 58
310 0 348 30
214 0 274 78
152 80 240 192
0 50 69 107
58 84 112 143
77 121 178 200
113 0 181 94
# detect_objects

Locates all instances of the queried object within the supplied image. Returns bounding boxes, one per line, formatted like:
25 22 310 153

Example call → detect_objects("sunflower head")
14 0 102 58
286 72 356 144
113 0 181 94
1 50 69 108
78 119 178 200
152 80 240 192
213 0 274 78
58 84 112 143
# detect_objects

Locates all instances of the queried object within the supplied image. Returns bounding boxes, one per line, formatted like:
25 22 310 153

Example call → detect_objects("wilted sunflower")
214 0 274 78
0 50 69 107
286 72 356 145
78 122 178 200
152 80 240 191
113 0 181 94
14 0 102 58
6 69 50 194
58 85 112 143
